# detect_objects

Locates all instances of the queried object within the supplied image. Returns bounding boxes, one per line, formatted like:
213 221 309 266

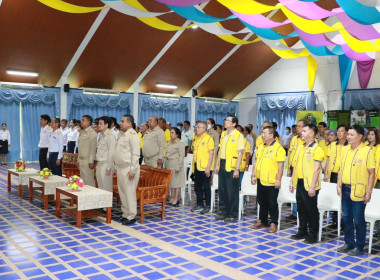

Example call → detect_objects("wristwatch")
106 168 111 171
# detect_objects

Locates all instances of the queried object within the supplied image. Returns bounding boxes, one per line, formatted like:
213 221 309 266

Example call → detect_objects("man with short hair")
38 114 52 170
142 116 166 167
47 118 63 176
114 115 141 225
290 124 324 244
60 119 69 152
181 120 193 153
77 115 97 186
110 117 119 141
247 124 257 151
96 116 116 193
317 122 327 143
256 121 272 148
252 126 285 233
207 118 219 164
138 122 148 164
215 116 245 222
158 118 170 144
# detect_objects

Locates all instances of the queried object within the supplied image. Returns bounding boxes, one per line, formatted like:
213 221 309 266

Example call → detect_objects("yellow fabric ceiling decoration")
281 6 338 35
271 48 309 59
307 55 318 91
123 0 192 31
37 0 105 13
217 35 260 45
339 28 379 53
217 0 280 15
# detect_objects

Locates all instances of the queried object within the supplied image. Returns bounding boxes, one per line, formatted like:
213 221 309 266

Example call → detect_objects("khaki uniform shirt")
114 128 141 173
96 129 116 169
164 139 185 170
208 129 220 163
142 126 166 160
78 126 97 164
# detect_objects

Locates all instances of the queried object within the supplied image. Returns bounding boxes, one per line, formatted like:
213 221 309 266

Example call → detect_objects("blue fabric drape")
195 99 238 125
257 91 315 135
21 102 56 162
67 89 133 121
0 101 20 162
344 88 380 110
138 94 191 126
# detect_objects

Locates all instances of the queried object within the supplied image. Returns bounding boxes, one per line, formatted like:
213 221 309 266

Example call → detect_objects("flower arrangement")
66 175 84 191
15 160 26 171
40 168 52 179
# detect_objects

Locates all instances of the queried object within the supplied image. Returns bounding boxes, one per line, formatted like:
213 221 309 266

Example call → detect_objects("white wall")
235 55 380 130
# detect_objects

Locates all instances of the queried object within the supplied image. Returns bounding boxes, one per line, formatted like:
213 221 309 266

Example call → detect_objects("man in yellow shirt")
158 118 170 144
337 125 375 256
215 116 245 222
191 122 214 214
251 126 285 233
290 124 324 244
255 120 271 148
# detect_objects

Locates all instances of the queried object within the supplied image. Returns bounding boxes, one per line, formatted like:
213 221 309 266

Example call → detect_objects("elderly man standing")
77 115 97 186
114 115 141 225
96 116 116 193
142 116 166 168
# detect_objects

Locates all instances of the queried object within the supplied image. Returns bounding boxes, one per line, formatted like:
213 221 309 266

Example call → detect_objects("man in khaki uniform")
77 115 97 186
114 114 141 225
142 116 165 167
96 116 116 193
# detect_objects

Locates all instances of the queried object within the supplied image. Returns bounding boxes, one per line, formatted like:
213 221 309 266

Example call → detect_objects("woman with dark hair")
366 128 380 152
0 123 10 165
164 127 185 206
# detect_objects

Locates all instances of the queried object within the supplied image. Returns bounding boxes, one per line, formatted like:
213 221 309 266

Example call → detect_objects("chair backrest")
137 165 173 199
241 171 253 191
365 189 380 218
277 176 295 203
248 165 253 172
62 152 79 177
213 173 218 186
317 181 340 210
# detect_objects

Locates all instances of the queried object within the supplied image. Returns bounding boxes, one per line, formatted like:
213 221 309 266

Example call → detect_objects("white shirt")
60 127 69 146
282 132 292 148
38 125 52 148
181 129 193 146
67 127 79 143
0 130 10 145
111 127 119 141
48 129 63 159
245 135 254 155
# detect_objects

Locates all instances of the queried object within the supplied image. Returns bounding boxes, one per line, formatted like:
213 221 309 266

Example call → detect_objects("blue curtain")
257 91 316 135
68 89 132 123
21 102 56 161
0 101 20 162
138 94 191 126
196 99 238 125
344 88 380 110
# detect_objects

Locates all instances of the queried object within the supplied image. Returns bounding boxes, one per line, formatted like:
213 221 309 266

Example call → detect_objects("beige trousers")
117 166 140 219
96 162 113 193
144 157 159 168
79 160 95 187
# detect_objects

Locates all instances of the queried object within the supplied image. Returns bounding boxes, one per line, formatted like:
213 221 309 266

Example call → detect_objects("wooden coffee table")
29 175 71 209
56 185 113 227
8 168 40 197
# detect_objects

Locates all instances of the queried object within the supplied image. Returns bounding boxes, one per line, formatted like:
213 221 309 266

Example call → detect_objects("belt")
49 152 58 155
342 183 351 188
220 159 226 162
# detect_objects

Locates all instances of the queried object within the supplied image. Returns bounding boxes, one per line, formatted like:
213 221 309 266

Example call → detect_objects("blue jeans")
341 186 367 250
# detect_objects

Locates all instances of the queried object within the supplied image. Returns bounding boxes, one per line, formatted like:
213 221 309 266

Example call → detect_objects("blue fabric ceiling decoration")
344 89 380 110
257 91 315 111
196 99 238 115
70 90 131 108
140 96 189 111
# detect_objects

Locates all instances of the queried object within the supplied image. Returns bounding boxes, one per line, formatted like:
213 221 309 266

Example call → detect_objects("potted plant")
40 168 52 179
66 175 84 191
15 160 26 172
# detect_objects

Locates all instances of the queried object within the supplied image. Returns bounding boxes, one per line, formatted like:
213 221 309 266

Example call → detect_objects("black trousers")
48 152 62 176
194 164 212 207
218 160 239 218
67 141 76 153
329 172 339 223
39 148 48 170
257 179 279 226
296 179 319 239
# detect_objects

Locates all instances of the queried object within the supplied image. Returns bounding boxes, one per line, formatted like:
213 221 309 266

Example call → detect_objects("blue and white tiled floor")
1 163 380 280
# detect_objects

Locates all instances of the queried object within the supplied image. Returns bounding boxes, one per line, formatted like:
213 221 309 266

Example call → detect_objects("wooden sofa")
62 153 80 178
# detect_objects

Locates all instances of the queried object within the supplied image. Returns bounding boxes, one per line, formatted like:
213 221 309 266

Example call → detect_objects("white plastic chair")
318 181 341 242
210 173 219 212
248 165 253 173
238 171 257 220
277 176 295 230
181 154 193 205
365 189 380 254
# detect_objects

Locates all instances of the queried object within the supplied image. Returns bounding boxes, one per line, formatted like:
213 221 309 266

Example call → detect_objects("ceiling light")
191 25 198 29
205 97 230 104
156 83 178 89
150 92 180 100
82 87 119 95
6 70 38 77
0 82 44 90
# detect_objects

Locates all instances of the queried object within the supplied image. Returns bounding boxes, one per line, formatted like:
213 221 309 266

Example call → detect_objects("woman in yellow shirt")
366 128 380 153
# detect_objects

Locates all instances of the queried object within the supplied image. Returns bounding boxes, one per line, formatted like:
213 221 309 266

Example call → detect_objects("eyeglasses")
225 119 232 122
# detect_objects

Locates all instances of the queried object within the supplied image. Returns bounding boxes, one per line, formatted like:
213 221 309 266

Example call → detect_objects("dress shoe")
327 222 338 229
117 216 127 222
286 214 297 220
171 201 180 207
268 223 277 233
337 244 354 253
191 205 204 212
290 232 308 240
347 247 364 256
304 236 317 244
201 206 210 214
224 217 238 223
215 215 226 221
122 218 136 225
251 221 268 229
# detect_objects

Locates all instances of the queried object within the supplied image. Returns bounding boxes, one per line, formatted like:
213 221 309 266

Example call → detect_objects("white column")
191 97 196 126
133 83 139 124
60 77 68 119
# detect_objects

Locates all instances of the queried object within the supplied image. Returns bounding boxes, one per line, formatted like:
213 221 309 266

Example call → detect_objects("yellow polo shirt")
295 143 325 179
193 133 214 171
256 135 263 149
138 132 144 149
327 141 347 173
319 140 328 161
220 129 245 159
376 147 380 181
255 140 286 186
241 138 251 171
165 129 170 144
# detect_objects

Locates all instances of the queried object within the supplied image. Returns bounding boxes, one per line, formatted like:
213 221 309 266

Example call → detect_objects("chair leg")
337 209 341 238
139 201 144 223
187 184 192 201
278 203 283 231
161 202 165 220
318 210 324 242
210 189 215 213
369 221 374 254
257 203 260 220
181 187 185 206
238 194 243 220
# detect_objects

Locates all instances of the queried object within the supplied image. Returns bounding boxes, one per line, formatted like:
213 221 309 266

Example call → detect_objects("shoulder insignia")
57 131 61 135
47 126 51 130
89 128 93 132
108 131 112 135
130 130 136 134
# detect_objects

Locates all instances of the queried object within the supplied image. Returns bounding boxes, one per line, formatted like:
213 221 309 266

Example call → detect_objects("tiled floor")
1 163 380 280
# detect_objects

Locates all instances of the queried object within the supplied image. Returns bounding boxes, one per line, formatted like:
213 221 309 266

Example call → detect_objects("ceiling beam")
56 7 110 87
